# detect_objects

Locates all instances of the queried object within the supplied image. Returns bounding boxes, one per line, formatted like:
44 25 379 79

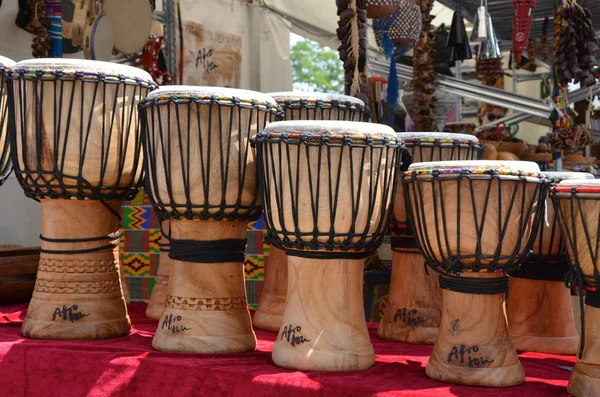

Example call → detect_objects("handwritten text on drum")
162 314 192 334
394 308 426 326
52 305 89 322
447 345 494 367
280 325 310 346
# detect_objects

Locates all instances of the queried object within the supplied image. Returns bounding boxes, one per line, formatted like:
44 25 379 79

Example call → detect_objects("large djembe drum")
0 56 15 186
403 160 547 387
253 92 370 332
8 59 155 339
255 120 402 371
377 133 483 345
140 86 281 353
552 179 600 396
508 172 593 355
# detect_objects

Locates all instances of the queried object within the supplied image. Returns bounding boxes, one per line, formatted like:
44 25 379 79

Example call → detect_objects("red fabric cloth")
0 302 574 397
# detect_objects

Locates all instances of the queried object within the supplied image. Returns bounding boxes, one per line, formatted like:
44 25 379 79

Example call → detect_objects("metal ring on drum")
403 160 548 387
552 179 600 397
377 132 484 346
139 86 282 354
255 120 403 372
8 58 156 340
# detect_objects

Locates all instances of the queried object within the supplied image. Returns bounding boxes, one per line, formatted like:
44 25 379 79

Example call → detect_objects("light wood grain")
568 304 600 397
426 273 525 387
253 246 287 331
146 221 171 320
22 199 130 340
0 247 39 305
151 220 255 354
271 256 375 371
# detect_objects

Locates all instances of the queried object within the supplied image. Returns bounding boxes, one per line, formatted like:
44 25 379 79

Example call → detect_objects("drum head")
397 132 480 143
0 56 16 68
263 120 395 139
556 178 600 191
84 16 114 61
103 0 153 54
408 160 540 173
146 85 278 107
544 171 595 184
268 91 365 106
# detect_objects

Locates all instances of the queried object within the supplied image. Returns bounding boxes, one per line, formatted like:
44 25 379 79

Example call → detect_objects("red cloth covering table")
0 302 575 397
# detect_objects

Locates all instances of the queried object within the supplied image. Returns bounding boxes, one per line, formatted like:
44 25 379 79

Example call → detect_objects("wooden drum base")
426 273 525 387
272 256 375 372
254 246 287 332
377 251 440 344
508 277 579 355
146 228 171 320
568 304 600 397
151 220 256 354
22 199 130 340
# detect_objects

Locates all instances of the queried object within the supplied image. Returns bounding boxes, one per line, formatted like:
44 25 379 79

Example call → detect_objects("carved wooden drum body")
253 92 369 333
8 58 155 339
255 120 402 372
378 133 483 345
552 179 600 397
0 56 15 187
508 172 593 355
403 160 548 387
140 86 281 354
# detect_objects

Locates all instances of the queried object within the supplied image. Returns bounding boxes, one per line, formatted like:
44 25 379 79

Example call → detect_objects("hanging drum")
366 0 401 19
373 0 421 56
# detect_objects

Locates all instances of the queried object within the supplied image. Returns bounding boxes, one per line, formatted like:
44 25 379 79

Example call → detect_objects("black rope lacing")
255 131 404 255
0 63 13 187
280 98 371 122
439 273 509 295
39 233 120 254
139 94 283 223
7 68 156 221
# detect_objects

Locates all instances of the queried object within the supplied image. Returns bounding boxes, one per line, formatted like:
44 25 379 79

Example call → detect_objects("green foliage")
290 38 344 94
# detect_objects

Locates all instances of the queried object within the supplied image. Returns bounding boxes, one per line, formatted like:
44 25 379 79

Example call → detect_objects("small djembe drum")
140 86 281 354
268 92 369 122
255 120 402 372
0 56 15 186
8 59 155 339
253 92 370 332
508 172 594 355
552 179 600 396
403 160 548 387
378 133 483 345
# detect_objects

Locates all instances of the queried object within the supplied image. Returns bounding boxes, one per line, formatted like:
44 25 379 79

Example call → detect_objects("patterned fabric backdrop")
120 190 390 319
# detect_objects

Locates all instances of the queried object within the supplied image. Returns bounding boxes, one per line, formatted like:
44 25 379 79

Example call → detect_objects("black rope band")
508 255 570 282
585 289 600 309
285 249 373 260
158 242 170 252
439 274 509 295
39 233 120 254
169 238 247 263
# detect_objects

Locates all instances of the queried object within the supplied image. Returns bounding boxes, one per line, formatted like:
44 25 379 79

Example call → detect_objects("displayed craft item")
103 0 153 55
508 172 594 355
0 246 40 305
59 0 81 54
256 120 402 371
45 0 62 57
141 36 174 85
140 86 281 353
550 124 594 155
365 0 399 18
253 93 370 333
71 0 89 47
404 160 548 387
8 59 155 340
412 0 437 132
0 56 15 187
513 0 535 58
29 0 52 58
522 38 538 72
446 0 472 62
337 0 368 97
478 13 502 61
82 15 114 61
377 133 483 345
540 17 549 62
552 179 600 396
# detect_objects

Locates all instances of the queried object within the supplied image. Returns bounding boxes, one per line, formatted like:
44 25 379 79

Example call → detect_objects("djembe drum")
378 133 483 345
508 172 593 355
255 120 402 371
253 92 370 332
8 58 155 339
552 179 600 396
140 86 281 353
403 160 547 387
0 56 15 186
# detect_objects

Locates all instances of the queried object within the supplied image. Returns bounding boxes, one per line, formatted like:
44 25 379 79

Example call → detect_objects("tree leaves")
291 39 344 94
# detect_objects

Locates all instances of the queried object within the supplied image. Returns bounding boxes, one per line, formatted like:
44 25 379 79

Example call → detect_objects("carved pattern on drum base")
38 258 118 273
34 279 122 294
165 296 247 311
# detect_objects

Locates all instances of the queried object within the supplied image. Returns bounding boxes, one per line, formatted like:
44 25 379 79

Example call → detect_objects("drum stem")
568 301 600 397
272 256 375 372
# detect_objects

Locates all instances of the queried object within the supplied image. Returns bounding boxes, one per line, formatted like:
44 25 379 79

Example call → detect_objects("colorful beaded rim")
276 97 367 110
255 130 401 146
401 137 482 146
404 168 544 179
554 186 600 193
140 93 282 113
9 68 157 88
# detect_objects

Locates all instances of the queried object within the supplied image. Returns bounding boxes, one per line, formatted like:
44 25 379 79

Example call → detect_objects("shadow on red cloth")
0 302 575 397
